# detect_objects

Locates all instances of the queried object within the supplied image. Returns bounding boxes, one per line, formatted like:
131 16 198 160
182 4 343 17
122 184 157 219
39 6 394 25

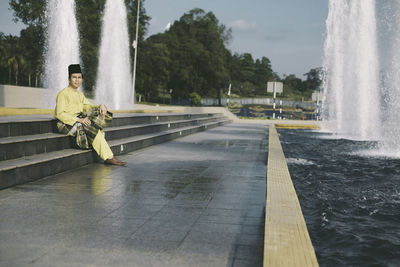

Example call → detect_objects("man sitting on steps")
55 64 126 166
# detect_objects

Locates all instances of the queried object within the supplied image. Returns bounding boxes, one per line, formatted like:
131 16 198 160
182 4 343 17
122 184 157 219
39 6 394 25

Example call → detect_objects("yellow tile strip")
0 108 53 116
264 124 319 266
275 124 320 130
0 107 181 116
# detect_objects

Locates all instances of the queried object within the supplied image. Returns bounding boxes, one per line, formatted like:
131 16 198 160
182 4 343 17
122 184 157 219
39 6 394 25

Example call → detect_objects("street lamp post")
132 0 140 105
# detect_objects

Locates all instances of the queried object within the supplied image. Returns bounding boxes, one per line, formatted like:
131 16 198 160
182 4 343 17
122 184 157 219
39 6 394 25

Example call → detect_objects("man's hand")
99 104 107 116
77 117 91 126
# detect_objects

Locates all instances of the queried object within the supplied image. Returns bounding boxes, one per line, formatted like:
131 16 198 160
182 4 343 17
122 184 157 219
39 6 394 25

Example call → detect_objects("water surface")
279 129 400 266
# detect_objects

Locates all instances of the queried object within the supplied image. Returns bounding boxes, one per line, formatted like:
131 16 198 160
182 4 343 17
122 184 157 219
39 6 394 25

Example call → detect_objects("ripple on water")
286 157 316 165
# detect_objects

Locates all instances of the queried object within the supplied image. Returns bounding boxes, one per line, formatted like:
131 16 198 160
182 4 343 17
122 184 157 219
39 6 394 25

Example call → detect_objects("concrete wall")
0 84 54 108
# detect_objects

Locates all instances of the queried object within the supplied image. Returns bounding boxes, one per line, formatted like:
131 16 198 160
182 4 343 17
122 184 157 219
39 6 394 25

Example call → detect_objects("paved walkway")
0 123 268 267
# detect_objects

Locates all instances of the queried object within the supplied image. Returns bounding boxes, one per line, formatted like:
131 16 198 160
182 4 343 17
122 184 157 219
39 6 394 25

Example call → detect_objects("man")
55 64 126 166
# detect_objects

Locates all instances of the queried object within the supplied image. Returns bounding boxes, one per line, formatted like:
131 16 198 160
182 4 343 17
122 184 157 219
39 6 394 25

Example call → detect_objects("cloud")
165 22 171 31
229 19 257 32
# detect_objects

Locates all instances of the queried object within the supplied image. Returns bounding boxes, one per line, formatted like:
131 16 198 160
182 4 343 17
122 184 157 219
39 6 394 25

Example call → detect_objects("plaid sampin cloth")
57 107 113 149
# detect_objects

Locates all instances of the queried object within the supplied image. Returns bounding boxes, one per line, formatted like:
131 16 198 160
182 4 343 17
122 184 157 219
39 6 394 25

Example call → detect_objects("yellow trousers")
91 130 113 160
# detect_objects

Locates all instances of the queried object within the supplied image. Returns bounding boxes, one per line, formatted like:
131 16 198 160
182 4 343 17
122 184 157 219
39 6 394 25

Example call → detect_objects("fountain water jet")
377 1 400 156
95 0 133 110
322 0 380 141
44 0 80 108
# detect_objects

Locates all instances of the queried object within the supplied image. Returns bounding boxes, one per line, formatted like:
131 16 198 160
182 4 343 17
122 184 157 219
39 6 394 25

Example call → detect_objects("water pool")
279 129 400 266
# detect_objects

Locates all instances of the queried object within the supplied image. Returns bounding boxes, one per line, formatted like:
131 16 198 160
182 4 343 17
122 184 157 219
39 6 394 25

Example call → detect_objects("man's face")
69 73 82 89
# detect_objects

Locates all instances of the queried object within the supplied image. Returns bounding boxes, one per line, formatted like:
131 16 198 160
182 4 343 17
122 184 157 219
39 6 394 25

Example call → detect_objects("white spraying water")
378 1 400 155
95 0 133 110
322 0 380 141
44 0 80 108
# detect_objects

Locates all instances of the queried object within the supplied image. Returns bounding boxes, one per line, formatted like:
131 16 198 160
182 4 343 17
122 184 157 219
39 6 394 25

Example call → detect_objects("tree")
0 35 20 84
8 55 25 85
19 25 45 86
282 74 304 99
126 0 150 45
254 56 274 95
75 0 105 92
303 67 322 91
9 0 46 27
8 0 46 86
239 53 255 83
136 40 170 102
0 33 9 83
189 92 201 106
153 8 231 101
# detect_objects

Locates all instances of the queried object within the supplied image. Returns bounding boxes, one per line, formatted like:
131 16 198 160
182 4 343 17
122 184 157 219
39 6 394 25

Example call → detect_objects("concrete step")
110 113 218 127
108 119 230 155
0 117 55 138
0 116 224 161
0 133 71 161
104 116 224 140
0 118 232 190
0 112 220 138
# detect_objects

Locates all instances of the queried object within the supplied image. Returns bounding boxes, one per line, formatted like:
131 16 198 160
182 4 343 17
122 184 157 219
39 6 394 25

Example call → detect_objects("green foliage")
132 8 234 103
126 0 151 84
19 25 45 85
278 69 322 100
239 53 255 82
281 74 304 99
254 57 274 95
2 1 323 103
227 53 278 98
137 40 170 101
5 0 45 86
126 0 150 44
0 33 26 85
75 0 105 91
164 9 231 99
189 92 201 106
9 0 46 26
303 67 322 91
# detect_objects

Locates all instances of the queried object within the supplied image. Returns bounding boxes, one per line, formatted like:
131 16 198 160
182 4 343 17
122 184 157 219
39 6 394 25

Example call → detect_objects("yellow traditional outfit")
55 87 114 160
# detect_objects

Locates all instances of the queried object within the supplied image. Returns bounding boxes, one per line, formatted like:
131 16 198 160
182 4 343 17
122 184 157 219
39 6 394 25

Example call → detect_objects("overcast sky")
0 0 329 79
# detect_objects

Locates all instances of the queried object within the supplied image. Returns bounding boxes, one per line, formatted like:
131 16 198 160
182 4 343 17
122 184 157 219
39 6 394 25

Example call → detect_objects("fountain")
95 0 133 110
378 1 400 156
283 2 400 264
322 0 381 141
44 0 81 108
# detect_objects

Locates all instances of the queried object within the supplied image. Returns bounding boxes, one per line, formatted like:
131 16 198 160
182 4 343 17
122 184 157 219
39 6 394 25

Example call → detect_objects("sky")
0 0 329 79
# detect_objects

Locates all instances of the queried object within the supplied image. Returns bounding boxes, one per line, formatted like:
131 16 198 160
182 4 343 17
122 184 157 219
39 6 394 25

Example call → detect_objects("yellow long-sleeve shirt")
55 87 97 126
54 86 113 160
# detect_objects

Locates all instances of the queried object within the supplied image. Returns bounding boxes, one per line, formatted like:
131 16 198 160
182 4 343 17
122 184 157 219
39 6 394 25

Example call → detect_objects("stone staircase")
0 112 232 190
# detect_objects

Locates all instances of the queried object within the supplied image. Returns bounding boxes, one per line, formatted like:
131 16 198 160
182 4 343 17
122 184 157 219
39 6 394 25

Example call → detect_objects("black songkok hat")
68 64 82 77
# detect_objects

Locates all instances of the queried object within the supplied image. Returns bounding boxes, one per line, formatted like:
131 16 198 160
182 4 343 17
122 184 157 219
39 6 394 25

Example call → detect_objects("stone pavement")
0 122 268 267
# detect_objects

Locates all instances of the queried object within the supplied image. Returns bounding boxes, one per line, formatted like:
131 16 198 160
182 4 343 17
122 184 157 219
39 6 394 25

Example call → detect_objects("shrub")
189 92 202 106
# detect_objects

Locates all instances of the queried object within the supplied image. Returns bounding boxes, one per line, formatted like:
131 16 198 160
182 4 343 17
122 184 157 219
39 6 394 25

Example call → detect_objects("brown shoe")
104 157 127 166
